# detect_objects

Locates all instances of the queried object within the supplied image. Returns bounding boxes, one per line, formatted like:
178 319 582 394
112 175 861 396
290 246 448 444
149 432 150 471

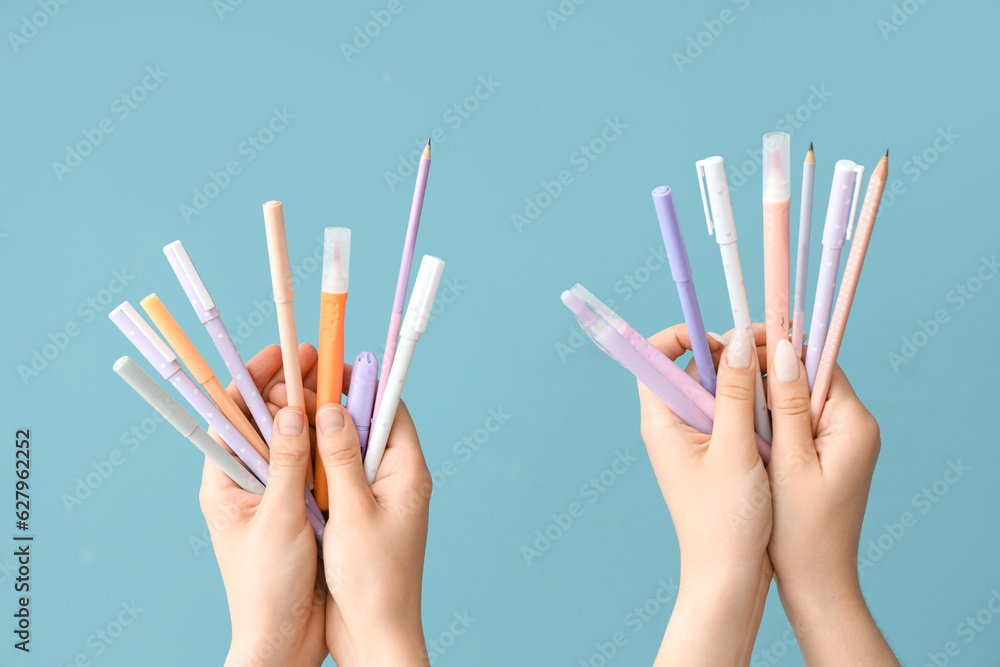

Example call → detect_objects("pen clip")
846 165 865 240
695 160 714 235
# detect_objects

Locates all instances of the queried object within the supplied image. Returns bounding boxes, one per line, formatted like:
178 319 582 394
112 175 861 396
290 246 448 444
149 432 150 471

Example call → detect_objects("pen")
562 284 770 463
810 150 888 431
163 240 275 445
762 132 791 372
791 143 815 358
140 294 270 462
110 302 325 538
696 155 772 443
345 351 378 455
651 185 717 395
374 139 431 424
113 355 266 494
314 227 350 511
364 255 444 484
804 160 864 389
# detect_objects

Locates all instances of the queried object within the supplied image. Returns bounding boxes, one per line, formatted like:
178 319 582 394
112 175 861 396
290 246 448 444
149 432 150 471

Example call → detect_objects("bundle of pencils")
563 133 889 462
109 140 446 540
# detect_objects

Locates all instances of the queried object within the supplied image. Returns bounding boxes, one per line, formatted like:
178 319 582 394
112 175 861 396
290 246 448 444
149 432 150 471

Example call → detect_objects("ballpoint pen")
374 139 431 423
114 355 266 494
651 185 717 395
810 150 888 431
345 351 378 455
110 302 326 538
314 227 350 511
804 159 864 389
364 255 444 485
791 143 815 358
140 294 270 462
762 132 791 372
696 155 772 443
562 284 770 462
163 240 275 445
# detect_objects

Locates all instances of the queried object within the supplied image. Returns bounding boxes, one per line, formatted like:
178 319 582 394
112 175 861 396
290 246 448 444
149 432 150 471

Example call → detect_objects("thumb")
711 327 761 462
767 338 818 471
316 404 370 507
262 407 311 514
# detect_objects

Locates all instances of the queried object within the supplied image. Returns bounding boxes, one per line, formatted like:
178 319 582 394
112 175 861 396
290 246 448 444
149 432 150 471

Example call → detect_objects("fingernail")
774 339 800 383
317 406 345 435
277 409 304 436
727 328 751 369
707 331 729 345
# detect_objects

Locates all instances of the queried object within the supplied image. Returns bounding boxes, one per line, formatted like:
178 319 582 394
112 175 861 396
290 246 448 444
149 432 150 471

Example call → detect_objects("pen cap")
762 132 791 201
695 156 737 242
822 160 859 248
262 200 294 304
163 240 218 323
651 186 692 283
401 255 445 336
321 227 351 294
114 356 198 438
140 294 214 384
109 301 178 375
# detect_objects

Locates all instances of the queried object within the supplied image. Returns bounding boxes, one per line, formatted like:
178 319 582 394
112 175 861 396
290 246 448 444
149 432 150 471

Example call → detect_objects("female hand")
199 344 328 667
268 357 432 667
639 323 772 665
765 338 899 665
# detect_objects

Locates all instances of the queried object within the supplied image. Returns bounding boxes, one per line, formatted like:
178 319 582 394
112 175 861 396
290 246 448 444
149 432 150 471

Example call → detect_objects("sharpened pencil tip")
884 148 888 157
809 141 813 151
422 139 431 160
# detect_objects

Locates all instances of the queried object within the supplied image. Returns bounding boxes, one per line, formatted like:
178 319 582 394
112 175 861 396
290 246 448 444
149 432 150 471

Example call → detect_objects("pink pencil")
373 139 431 420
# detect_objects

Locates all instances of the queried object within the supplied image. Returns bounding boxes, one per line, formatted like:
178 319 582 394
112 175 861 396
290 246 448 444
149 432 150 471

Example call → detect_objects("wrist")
335 621 429 667
226 639 312 667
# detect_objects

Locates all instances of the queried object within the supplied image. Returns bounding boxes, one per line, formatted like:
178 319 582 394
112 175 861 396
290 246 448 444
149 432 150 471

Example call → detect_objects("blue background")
2 0 998 665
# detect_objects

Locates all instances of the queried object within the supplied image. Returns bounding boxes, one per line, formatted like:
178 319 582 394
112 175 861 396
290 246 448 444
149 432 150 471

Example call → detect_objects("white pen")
696 156 772 442
363 255 445 484
113 355 266 494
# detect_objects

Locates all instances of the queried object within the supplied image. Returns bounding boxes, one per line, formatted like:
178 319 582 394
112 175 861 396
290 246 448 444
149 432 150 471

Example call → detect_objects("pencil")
791 142 815 358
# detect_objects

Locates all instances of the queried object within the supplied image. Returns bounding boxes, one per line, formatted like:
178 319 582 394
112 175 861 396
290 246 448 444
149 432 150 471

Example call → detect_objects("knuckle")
715 381 755 403
269 448 309 469
324 444 362 469
772 393 811 417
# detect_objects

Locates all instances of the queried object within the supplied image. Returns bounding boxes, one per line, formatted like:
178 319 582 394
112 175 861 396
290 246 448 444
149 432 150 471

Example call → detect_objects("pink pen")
373 139 431 421
110 302 326 539
762 132 791 372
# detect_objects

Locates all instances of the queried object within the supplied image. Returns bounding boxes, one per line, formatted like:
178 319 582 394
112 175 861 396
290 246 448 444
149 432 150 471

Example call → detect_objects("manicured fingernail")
707 331 729 345
727 328 751 369
277 409 304 436
317 406 345 435
774 339 800 383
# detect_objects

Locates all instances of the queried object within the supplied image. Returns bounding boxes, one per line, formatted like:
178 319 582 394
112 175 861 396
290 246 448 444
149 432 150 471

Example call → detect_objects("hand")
765 338 899 664
199 344 328 667
268 357 432 667
639 323 772 665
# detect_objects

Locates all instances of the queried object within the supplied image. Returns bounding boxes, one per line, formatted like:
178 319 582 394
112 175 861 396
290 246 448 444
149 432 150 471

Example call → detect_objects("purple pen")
346 352 378 455
652 186 716 395
110 302 326 539
163 240 275 445
804 160 864 389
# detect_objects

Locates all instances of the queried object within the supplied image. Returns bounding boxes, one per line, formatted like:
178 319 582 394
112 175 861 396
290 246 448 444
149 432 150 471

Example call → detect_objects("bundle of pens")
563 132 888 464
109 141 443 540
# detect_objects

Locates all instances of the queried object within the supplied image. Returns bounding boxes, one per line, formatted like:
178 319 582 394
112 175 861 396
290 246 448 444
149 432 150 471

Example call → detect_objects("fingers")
262 344 319 401
767 339 817 469
710 327 760 462
270 384 319 424
261 407 312 515
373 400 428 482
315 404 370 507
225 344 283 417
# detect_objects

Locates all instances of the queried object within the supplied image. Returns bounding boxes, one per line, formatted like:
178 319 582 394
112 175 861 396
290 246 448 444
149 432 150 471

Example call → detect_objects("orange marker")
140 294 270 462
314 227 350 511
